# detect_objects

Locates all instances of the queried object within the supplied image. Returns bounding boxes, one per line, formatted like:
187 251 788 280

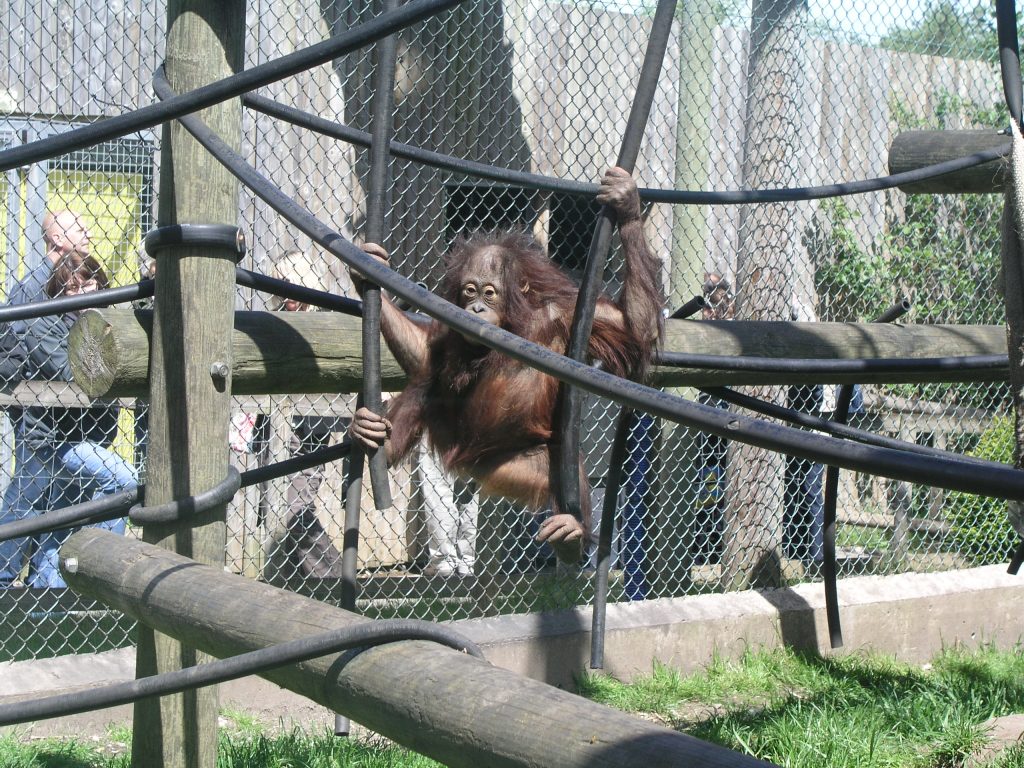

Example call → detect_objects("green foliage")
879 0 1000 61
945 417 1019 565
810 90 1005 324
807 93 1010 410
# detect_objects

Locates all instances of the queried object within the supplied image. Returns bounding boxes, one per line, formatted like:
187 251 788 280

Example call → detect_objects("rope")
555 0 679 527
245 92 1010 206
154 68 1024 506
0 619 483 726
0 0 470 174
0 443 351 544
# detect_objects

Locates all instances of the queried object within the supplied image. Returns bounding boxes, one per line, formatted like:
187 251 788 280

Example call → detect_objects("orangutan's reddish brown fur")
351 167 663 562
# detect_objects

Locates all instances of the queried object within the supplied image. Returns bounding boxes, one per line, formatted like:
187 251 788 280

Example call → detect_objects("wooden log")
135 0 245 764
69 310 1010 397
888 130 1009 194
69 309 407 397
59 528 771 768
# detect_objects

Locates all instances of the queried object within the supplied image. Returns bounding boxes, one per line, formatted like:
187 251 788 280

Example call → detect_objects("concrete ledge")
453 565 1024 688
2 565 1022 727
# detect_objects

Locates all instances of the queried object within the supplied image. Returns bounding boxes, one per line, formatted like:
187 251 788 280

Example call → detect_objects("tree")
880 0 999 61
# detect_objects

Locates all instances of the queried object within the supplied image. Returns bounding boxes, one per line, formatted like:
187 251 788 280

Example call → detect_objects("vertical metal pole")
821 298 908 649
336 0 398 737
590 408 632 668
555 0 677 525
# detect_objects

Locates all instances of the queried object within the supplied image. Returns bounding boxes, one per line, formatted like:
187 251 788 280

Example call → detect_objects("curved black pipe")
235 267 362 315
129 468 242 526
0 0 469 174
0 280 154 323
244 93 1010 206
556 0 678 526
0 443 352 544
0 619 483 726
154 70 1024 509
822 299 911 649
997 0 1023 127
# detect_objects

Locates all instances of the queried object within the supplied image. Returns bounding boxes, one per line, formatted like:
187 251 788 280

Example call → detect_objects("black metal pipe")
243 94 1010 206
700 386 990 467
0 619 482 726
358 0 399 515
235 267 362 315
0 280 154 323
1009 540 1024 575
822 299 911 648
669 295 705 320
0 0 470 174
556 0 678 528
590 407 634 669
154 70 1024 508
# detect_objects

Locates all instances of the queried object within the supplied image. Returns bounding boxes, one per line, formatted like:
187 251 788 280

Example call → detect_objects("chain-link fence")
0 0 1017 662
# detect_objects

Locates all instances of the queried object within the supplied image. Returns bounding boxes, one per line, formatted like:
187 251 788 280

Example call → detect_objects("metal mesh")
0 0 1018 661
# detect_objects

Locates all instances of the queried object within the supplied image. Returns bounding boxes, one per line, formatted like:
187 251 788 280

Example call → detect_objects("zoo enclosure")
0 0 1016 662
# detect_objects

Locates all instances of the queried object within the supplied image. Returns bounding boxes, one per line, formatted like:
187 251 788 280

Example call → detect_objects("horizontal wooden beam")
69 308 408 398
888 130 1009 194
68 309 1010 398
60 529 768 768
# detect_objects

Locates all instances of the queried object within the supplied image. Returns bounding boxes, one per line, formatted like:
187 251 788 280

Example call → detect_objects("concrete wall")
456 565 1024 689
2 565 1022 727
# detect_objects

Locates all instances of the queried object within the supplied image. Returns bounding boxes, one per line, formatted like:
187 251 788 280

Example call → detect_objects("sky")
809 0 927 43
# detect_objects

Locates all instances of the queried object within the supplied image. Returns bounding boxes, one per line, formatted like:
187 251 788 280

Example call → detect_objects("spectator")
0 210 95 588
782 384 825 564
1 255 137 588
132 253 155 479
783 300 825 565
266 250 347 580
693 273 734 566
416 439 479 578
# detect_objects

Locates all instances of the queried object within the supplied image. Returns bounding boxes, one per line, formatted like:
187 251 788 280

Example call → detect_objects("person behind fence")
416 438 479 578
131 253 156 479
0 255 137 588
0 210 98 588
782 299 828 565
267 249 347 580
692 273 734 566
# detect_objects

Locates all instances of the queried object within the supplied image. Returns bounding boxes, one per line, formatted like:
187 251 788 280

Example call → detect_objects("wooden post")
132 1 244 765
888 130 1009 194
62 528 774 768
69 310 1012 397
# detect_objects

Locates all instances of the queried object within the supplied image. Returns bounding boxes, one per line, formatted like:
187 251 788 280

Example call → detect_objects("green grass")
578 643 1024 768
0 726 442 768
4 644 1024 767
